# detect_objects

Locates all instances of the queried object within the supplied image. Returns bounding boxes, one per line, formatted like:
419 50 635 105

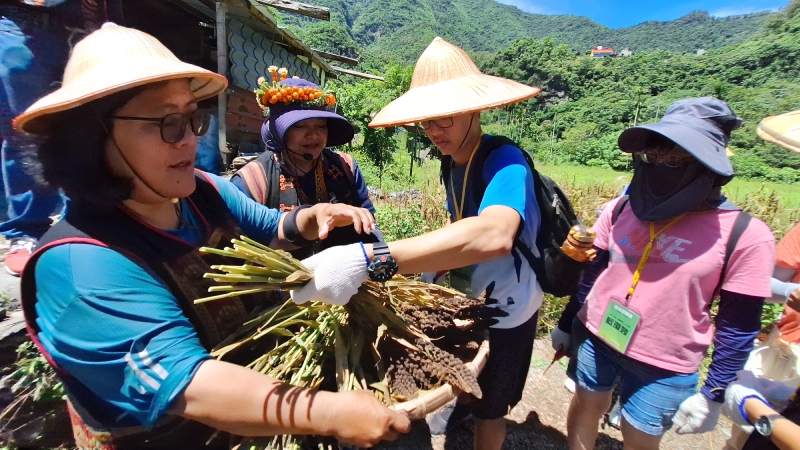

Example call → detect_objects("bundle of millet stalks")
198 237 503 449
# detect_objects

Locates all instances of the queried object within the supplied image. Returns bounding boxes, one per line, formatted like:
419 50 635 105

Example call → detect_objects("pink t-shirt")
578 197 775 373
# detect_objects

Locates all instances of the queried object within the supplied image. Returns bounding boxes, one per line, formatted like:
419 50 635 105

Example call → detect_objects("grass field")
540 163 800 209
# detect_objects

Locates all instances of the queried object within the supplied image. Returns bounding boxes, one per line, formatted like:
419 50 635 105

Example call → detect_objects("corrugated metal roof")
228 16 320 91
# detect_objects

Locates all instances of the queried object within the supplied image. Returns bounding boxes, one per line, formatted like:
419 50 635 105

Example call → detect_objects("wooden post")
216 2 229 166
252 0 330 21
549 112 557 157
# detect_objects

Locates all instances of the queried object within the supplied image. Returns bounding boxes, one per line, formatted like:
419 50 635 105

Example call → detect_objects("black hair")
37 88 145 209
644 132 683 153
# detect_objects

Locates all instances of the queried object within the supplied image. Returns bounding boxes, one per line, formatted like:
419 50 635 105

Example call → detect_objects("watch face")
368 255 398 282
756 416 773 436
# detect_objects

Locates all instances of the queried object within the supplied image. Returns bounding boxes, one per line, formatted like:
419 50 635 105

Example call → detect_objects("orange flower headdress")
254 67 336 112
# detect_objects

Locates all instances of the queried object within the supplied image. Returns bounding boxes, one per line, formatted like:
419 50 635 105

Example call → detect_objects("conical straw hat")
757 109 800 154
14 23 228 135
369 37 540 128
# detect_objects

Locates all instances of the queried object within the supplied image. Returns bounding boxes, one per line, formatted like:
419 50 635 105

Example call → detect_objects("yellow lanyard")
449 135 484 221
625 215 685 301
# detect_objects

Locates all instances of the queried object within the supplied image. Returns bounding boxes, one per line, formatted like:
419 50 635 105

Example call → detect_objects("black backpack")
441 135 587 297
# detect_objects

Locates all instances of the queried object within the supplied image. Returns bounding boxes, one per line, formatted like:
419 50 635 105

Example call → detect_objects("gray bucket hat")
618 97 742 176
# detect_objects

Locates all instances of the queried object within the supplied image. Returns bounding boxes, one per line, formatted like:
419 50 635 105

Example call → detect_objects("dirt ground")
377 339 735 450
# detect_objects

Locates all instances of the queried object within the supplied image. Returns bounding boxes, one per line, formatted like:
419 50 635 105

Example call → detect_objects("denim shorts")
567 319 699 435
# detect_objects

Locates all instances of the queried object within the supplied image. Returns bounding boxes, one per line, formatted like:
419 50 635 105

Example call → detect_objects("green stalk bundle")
199 237 490 449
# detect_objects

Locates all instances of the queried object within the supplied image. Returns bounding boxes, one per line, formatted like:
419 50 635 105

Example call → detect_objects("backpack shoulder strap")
440 154 452 186
714 211 752 297
472 135 522 197
612 195 630 225
332 150 357 186
263 152 282 209
236 161 269 205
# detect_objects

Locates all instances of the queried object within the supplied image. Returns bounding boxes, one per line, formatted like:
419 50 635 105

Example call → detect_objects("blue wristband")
359 242 370 267
739 394 770 425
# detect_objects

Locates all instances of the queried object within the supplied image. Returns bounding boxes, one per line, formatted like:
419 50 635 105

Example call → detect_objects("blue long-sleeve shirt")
34 173 282 429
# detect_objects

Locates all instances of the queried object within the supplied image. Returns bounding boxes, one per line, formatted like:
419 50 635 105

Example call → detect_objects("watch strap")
373 241 390 257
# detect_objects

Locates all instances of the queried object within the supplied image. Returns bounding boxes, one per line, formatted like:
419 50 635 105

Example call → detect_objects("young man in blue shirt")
291 37 543 450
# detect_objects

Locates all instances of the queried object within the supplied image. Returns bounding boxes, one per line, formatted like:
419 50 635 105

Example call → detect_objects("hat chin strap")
109 135 180 204
267 124 317 176
453 112 478 157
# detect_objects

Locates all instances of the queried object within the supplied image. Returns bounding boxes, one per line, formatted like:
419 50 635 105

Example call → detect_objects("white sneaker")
564 377 576 393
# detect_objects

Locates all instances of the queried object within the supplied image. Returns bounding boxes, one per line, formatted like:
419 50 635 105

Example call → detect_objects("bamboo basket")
391 332 489 420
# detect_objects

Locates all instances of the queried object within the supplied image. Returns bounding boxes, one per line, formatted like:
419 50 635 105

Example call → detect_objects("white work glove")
722 370 794 425
737 370 794 409
673 393 721 434
551 327 571 355
723 378 769 426
290 243 369 306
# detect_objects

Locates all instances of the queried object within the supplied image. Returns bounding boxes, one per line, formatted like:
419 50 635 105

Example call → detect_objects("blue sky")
495 0 790 28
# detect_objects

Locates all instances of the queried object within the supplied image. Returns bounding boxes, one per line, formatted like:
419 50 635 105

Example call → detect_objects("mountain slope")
277 0 772 62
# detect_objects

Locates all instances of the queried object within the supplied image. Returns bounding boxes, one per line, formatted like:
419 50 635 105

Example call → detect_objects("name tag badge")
450 266 474 297
597 297 641 354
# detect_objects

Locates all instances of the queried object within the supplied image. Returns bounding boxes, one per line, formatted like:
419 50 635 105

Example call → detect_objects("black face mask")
629 159 721 221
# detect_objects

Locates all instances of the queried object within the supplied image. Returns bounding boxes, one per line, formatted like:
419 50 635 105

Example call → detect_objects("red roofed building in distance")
591 46 616 58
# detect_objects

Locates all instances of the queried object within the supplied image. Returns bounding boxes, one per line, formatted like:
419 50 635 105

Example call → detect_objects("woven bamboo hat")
757 109 800 154
369 37 540 128
13 23 228 134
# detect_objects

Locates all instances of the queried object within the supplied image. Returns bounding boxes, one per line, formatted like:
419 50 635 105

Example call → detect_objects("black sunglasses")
110 109 211 144
419 117 454 130
636 149 693 168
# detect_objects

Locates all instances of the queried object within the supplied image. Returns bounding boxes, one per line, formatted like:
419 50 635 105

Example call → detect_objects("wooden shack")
123 0 377 166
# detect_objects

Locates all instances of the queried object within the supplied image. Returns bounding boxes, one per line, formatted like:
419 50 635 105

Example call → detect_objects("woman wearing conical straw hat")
289 36 543 450
14 23 409 448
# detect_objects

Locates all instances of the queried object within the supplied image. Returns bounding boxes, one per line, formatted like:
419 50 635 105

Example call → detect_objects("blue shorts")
567 320 699 436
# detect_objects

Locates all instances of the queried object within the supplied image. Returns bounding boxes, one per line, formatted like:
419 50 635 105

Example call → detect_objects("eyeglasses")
110 109 211 144
638 149 693 168
419 117 454 130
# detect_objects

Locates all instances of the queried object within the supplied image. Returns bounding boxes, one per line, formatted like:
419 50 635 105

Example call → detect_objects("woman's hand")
788 287 800 312
299 203 376 241
320 390 411 447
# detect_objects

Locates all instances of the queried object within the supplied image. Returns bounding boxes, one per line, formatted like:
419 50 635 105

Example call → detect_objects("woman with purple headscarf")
231 73 377 259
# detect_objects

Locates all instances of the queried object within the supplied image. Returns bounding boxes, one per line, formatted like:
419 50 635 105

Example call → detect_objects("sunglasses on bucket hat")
110 109 211 144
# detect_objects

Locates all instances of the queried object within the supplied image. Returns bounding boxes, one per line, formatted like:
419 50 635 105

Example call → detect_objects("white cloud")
494 0 552 15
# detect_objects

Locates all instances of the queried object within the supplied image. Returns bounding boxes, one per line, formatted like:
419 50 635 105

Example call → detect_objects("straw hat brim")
14 57 227 135
757 110 800 154
368 73 541 128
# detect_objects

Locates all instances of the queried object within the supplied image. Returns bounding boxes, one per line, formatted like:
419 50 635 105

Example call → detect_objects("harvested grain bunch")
198 237 499 449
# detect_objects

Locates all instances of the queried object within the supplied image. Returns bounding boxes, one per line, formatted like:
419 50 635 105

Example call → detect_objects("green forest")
284 0 800 184
279 0 771 63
